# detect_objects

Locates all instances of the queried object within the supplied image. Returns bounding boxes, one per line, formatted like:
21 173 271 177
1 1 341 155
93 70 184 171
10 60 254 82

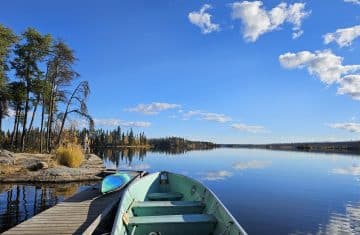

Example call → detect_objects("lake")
1 148 360 234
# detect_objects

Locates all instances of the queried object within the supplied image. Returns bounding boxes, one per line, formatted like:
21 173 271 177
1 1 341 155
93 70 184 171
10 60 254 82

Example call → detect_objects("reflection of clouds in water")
332 165 360 176
119 163 151 170
232 160 271 170
291 202 360 235
201 170 233 181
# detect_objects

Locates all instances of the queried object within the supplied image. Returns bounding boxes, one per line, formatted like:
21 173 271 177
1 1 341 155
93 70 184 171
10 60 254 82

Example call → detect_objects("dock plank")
3 172 142 235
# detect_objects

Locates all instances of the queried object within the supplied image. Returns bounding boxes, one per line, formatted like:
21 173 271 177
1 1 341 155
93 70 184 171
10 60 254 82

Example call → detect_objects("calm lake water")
1 148 360 234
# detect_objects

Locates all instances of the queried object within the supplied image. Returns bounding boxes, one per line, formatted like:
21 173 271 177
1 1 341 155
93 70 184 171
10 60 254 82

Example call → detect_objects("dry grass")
0 164 24 175
56 144 84 168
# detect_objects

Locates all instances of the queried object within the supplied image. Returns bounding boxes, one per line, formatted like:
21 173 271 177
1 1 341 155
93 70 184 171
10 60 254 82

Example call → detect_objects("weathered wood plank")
3 172 142 235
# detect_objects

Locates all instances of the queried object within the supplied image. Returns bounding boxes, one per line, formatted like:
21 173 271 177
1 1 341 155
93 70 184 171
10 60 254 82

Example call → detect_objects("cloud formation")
279 50 360 84
324 25 360 47
201 170 233 181
125 102 180 115
279 50 360 101
231 1 310 42
328 122 360 133
188 4 220 34
94 118 151 128
182 110 232 123
231 123 265 133
344 0 360 5
337 75 360 100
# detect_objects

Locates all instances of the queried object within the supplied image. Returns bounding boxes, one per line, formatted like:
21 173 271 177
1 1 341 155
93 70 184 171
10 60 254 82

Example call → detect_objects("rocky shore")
0 150 105 183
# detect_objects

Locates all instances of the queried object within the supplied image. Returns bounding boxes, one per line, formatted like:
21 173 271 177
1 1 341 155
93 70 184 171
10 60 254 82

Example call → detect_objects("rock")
38 161 48 170
25 159 48 171
0 150 15 165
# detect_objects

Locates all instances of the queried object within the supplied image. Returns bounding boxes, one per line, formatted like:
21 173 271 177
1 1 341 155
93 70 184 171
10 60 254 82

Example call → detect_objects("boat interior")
112 171 245 235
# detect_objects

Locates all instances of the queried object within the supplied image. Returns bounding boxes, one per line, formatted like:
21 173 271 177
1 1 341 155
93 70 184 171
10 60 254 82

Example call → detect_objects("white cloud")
201 112 232 123
231 1 310 42
182 110 232 123
231 123 265 133
279 50 360 101
292 30 303 39
337 75 360 100
279 50 360 84
125 102 181 115
94 118 151 128
328 122 360 133
324 25 360 47
232 160 271 170
344 0 360 5
188 4 220 34
201 170 233 181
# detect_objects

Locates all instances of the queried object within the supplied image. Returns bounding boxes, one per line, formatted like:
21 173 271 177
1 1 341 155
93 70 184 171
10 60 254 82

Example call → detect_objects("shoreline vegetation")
219 140 360 155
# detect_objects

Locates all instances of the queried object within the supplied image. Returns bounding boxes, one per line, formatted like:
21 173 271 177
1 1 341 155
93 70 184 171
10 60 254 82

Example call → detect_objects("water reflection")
232 160 271 170
2 148 360 235
0 182 92 233
97 148 147 168
291 202 360 235
200 170 233 181
332 164 360 176
318 202 360 235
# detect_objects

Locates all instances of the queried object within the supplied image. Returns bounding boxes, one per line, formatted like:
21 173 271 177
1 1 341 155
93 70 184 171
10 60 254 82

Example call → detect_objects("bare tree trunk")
20 84 30 152
57 112 68 146
14 111 20 148
0 105 3 136
46 87 55 153
40 98 45 153
0 112 2 138
10 107 18 147
27 99 39 135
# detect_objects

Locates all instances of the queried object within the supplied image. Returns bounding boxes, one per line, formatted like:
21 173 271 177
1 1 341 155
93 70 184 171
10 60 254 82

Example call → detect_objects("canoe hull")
101 172 133 194
111 172 247 235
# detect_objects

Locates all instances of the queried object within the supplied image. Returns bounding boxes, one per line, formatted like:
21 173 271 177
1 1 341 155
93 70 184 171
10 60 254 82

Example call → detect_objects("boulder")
25 159 49 171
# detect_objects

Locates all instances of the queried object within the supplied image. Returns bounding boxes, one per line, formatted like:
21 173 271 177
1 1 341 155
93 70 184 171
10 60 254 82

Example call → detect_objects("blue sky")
2 0 360 144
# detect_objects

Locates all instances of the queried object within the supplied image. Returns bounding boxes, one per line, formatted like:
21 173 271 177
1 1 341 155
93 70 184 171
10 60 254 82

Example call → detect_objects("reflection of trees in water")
97 147 148 168
97 146 214 168
0 182 91 233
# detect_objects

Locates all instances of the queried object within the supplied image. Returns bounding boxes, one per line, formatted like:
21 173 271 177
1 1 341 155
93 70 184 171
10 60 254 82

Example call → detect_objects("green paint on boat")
111 171 248 235
101 172 136 194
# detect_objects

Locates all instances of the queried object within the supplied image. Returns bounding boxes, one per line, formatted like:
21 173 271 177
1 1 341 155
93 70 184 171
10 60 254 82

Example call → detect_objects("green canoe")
111 171 247 235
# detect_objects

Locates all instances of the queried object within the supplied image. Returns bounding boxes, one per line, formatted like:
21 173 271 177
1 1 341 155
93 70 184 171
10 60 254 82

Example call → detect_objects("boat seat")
132 201 205 216
147 192 183 201
128 214 217 235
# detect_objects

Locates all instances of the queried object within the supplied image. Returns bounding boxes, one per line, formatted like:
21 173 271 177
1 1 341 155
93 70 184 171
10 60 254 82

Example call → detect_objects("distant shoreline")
218 140 360 155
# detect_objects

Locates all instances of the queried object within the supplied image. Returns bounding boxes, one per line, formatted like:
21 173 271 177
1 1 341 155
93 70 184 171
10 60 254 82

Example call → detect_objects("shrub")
56 144 84 168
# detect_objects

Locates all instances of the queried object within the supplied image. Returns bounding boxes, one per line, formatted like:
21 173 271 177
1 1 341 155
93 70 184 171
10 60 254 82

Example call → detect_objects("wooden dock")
3 171 144 235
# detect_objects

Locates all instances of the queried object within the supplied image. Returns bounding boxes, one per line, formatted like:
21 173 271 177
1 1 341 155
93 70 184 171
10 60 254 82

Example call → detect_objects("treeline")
219 141 360 154
0 24 92 152
91 127 148 148
149 137 216 153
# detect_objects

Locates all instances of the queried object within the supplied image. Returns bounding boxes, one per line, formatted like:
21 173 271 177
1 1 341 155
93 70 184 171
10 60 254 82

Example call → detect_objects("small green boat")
112 171 247 235
101 171 137 194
